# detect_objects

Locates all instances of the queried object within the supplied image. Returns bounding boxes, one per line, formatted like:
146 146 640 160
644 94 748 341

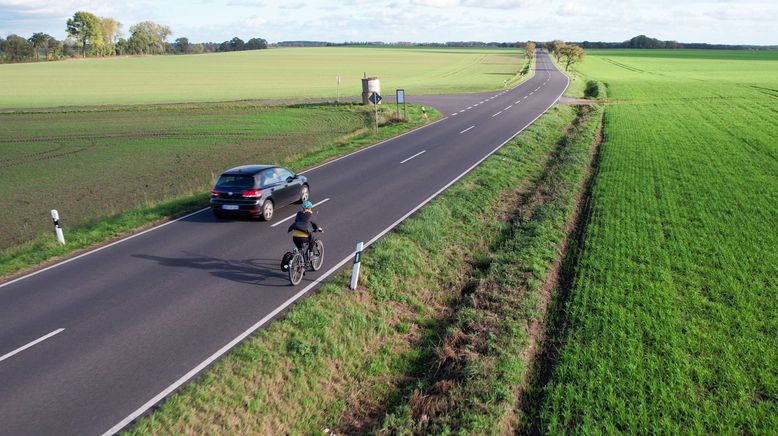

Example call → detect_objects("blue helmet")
302 200 313 209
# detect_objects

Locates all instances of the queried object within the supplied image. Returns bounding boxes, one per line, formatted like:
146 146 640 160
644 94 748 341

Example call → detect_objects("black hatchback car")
210 165 309 221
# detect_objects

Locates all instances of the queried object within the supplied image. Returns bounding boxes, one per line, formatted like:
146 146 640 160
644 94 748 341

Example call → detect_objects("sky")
1 0 776 45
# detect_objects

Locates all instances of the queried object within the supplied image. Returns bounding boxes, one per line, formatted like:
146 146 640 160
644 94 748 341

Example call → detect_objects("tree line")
573 35 777 50
0 10 268 64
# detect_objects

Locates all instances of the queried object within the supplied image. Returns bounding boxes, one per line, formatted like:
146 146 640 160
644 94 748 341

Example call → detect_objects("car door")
274 167 299 206
259 168 283 203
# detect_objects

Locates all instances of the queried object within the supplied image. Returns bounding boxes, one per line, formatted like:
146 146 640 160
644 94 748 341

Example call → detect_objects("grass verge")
0 104 438 280
376 104 603 434
123 104 580 435
504 57 534 88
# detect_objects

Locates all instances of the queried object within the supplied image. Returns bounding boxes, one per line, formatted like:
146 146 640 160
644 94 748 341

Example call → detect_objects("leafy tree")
189 43 205 54
545 39 565 61
115 38 128 55
127 21 171 55
560 44 585 71
66 11 102 57
229 37 245 51
174 37 190 54
99 17 121 55
47 36 63 60
28 32 50 61
246 37 267 50
525 41 536 59
4 35 33 62
63 37 80 57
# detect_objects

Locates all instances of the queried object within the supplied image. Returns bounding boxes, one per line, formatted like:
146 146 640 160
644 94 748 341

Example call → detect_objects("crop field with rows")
537 50 778 433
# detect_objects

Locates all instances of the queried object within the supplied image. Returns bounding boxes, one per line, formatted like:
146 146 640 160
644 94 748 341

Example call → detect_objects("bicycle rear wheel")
310 240 324 271
288 253 305 285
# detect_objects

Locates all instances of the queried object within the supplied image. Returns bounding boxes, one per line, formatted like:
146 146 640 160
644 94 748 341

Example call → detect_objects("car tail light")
242 189 262 198
211 189 221 197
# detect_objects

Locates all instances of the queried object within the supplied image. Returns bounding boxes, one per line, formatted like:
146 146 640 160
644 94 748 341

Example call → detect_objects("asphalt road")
0 51 568 435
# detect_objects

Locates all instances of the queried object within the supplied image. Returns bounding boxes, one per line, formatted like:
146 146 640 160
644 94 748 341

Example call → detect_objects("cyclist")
288 200 323 254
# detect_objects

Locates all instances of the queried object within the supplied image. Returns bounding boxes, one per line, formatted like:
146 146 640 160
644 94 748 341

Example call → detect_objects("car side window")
259 169 278 187
277 168 294 182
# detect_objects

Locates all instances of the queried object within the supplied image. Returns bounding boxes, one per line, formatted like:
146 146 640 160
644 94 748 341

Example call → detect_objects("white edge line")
459 126 475 134
400 150 427 164
270 198 331 228
0 328 65 363
104 60 568 436
0 207 209 290
0 115 449 290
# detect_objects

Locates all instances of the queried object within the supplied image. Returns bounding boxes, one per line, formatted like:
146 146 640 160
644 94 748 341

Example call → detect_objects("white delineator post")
350 241 363 290
51 209 65 245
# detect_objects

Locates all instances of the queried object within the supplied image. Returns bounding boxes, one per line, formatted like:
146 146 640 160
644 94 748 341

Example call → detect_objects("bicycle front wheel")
289 253 305 285
310 240 324 271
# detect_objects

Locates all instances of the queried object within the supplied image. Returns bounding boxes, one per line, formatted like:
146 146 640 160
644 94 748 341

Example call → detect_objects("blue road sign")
368 92 382 105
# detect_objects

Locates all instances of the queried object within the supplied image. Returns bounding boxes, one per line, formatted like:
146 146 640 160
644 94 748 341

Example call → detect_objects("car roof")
221 165 278 176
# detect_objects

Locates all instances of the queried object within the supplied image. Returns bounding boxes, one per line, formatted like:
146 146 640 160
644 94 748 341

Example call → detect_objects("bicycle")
285 230 324 285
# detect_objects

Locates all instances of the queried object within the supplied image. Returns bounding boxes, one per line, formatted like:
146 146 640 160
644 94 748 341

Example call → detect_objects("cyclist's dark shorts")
293 236 312 250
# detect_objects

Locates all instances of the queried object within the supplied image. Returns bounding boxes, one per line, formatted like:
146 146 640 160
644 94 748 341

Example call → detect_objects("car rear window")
215 175 255 189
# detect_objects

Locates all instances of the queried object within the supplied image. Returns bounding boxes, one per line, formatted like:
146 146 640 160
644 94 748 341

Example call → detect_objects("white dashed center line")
460 125 475 134
0 328 65 363
492 111 503 117
504 105 513 110
400 150 427 164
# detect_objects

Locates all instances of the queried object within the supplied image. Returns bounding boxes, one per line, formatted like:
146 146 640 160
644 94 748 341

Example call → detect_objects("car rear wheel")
261 200 274 221
299 185 310 203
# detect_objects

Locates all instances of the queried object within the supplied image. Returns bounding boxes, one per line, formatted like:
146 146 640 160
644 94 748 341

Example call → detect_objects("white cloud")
411 0 527 8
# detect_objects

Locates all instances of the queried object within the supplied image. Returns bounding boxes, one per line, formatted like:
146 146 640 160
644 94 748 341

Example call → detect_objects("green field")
0 47 523 109
0 103 432 252
536 50 778 433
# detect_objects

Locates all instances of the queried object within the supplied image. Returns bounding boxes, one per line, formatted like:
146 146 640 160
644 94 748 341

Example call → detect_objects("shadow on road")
133 252 288 286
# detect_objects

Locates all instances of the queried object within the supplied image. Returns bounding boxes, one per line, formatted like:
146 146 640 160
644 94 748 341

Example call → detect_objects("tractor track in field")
0 144 97 169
